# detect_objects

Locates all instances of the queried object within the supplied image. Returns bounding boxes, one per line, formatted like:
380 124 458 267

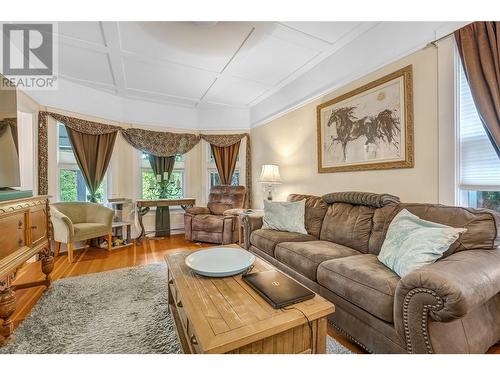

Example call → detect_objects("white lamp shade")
259 164 282 184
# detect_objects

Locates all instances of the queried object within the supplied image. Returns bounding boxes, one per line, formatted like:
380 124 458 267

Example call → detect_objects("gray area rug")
0 263 352 354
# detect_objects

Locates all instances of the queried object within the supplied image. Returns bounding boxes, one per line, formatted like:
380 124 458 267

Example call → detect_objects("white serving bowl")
185 247 256 277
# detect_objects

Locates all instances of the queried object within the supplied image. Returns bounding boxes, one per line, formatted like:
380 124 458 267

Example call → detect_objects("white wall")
251 47 440 207
16 91 40 193
27 78 251 131
17 112 34 191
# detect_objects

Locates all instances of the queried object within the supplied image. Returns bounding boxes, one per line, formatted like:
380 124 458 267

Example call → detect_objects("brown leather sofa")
241 192 500 353
184 185 246 244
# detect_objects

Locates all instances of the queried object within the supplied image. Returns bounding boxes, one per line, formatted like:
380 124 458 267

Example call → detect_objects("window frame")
456 51 500 210
138 152 187 206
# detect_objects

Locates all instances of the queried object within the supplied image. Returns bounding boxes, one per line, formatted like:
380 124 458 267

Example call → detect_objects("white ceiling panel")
59 43 114 85
123 57 217 100
228 33 320 86
118 22 255 73
58 22 106 46
204 76 271 106
281 22 362 44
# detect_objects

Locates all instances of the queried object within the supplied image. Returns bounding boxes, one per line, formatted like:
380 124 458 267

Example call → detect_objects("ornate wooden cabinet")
0 196 53 345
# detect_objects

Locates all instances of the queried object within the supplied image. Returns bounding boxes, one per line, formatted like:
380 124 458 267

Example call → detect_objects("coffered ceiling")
21 21 467 129
56 21 376 108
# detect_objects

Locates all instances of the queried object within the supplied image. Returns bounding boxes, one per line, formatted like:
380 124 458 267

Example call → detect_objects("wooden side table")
135 198 195 242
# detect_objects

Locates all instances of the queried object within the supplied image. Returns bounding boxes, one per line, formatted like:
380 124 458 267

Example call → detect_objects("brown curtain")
147 154 176 237
210 141 241 185
65 126 117 202
455 22 500 157
147 154 176 182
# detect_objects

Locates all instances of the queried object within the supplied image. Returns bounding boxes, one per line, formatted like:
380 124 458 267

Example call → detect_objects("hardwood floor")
9 234 499 354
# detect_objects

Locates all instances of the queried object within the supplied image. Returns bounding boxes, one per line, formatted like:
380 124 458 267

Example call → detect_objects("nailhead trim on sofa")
402 288 444 354
328 319 373 353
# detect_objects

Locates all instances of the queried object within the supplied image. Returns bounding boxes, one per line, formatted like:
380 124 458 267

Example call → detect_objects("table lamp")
259 164 282 201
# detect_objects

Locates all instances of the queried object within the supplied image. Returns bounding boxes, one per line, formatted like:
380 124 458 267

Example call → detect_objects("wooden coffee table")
165 245 335 354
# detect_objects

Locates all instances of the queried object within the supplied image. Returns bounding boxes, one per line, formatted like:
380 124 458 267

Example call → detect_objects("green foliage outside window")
475 191 500 212
59 169 105 203
142 170 183 200
59 170 77 201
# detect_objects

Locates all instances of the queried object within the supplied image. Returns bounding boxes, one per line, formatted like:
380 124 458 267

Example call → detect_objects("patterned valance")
200 133 247 147
121 128 200 157
41 111 121 135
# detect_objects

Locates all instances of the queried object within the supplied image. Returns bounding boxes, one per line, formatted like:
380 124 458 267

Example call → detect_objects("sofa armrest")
394 249 500 353
50 207 74 243
185 206 210 215
241 214 263 249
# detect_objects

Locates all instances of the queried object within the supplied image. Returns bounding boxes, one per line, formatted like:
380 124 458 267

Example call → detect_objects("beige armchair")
50 202 114 263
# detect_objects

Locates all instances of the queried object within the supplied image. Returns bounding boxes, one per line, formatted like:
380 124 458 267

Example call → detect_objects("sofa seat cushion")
317 254 400 323
73 222 109 241
192 214 224 233
275 241 361 281
250 229 315 256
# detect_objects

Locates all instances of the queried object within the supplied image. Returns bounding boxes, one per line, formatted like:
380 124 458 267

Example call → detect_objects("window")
458 62 500 211
58 125 72 151
59 169 106 202
209 170 240 188
207 147 241 189
140 153 185 199
57 122 107 203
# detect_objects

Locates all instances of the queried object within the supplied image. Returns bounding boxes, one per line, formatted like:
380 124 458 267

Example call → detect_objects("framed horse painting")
317 65 414 173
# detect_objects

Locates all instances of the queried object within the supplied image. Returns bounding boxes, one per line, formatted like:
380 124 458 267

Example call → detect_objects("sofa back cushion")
287 194 329 238
369 203 500 255
320 203 376 253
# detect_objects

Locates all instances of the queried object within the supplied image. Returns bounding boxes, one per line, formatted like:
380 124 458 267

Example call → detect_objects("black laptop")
242 270 315 309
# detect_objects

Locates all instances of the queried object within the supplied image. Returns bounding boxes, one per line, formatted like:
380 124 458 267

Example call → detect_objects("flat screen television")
0 75 20 189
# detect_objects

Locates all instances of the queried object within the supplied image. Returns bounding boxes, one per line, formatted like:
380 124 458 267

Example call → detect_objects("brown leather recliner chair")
184 185 246 244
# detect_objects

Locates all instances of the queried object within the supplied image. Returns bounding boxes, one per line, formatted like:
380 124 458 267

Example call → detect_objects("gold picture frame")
317 65 414 173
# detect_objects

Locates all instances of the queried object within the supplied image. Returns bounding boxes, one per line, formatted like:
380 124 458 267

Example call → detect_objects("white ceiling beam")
100 22 127 96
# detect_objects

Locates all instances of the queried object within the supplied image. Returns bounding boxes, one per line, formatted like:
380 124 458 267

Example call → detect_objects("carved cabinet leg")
39 248 54 287
0 288 16 342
